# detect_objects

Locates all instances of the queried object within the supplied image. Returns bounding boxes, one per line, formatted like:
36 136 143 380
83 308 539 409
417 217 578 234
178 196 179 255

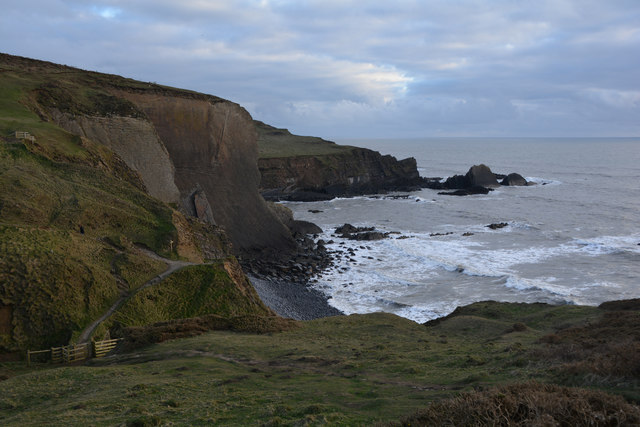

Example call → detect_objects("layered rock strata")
41 84 294 253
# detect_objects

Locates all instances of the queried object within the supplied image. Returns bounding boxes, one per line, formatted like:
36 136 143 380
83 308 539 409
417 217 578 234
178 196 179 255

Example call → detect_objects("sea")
285 138 640 323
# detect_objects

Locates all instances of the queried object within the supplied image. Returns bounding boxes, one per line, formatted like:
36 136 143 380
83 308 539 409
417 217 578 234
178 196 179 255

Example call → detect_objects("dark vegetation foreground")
2 300 639 426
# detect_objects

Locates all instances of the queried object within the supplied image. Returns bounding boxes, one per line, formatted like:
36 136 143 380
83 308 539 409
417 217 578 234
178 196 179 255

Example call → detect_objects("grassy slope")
3 301 638 426
112 262 272 327
0 124 174 351
0 56 261 352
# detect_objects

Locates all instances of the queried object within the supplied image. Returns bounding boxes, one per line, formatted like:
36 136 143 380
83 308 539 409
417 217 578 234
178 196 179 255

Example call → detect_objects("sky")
1 0 639 138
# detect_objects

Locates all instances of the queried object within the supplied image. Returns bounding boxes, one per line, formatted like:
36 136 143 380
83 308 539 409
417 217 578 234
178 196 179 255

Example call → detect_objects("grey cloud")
0 0 638 137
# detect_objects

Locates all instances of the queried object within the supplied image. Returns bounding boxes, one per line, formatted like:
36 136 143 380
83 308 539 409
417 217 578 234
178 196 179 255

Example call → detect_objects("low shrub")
389 381 640 426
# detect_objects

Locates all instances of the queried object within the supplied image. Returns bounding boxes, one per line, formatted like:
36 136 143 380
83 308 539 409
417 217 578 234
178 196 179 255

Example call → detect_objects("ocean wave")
571 235 640 256
526 176 562 186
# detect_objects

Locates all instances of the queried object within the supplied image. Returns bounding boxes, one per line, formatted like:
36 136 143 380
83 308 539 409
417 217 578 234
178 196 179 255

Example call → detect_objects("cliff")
256 121 425 201
0 53 289 353
26 60 293 253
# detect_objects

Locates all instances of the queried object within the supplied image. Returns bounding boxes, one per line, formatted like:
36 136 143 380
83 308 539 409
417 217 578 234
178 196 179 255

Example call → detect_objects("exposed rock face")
259 149 423 201
42 84 294 253
117 91 294 253
50 112 181 203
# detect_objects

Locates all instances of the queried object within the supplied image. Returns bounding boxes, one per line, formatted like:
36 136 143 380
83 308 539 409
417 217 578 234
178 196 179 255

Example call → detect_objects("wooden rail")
27 338 122 366
14 131 36 142
93 338 121 358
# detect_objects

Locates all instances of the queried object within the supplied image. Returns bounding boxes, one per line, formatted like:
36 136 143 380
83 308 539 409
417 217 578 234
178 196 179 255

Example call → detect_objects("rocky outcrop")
443 164 500 189
49 111 181 204
266 202 322 237
116 91 294 253
257 123 425 201
430 164 530 196
259 149 424 201
335 224 389 241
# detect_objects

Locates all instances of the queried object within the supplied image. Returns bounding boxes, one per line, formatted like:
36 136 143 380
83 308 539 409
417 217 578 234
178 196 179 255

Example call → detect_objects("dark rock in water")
349 231 387 241
462 232 474 236
289 220 322 236
501 173 528 186
487 222 509 230
467 164 500 188
443 164 499 190
335 223 389 241
308 209 323 213
336 224 375 234
439 186 493 196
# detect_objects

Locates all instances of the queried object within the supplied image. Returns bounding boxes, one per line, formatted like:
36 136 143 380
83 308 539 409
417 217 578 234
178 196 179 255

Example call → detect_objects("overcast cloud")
1 0 639 138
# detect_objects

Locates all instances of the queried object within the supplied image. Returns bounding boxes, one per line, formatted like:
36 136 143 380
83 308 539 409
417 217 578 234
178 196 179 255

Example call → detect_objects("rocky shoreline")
248 275 343 320
242 163 535 320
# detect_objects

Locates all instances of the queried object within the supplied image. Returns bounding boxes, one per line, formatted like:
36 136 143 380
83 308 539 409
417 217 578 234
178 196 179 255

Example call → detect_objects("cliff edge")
256 121 425 201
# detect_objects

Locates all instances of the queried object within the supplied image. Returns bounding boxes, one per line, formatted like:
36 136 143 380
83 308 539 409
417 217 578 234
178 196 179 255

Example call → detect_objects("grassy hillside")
0 131 176 351
0 55 264 353
1 301 638 425
111 261 272 328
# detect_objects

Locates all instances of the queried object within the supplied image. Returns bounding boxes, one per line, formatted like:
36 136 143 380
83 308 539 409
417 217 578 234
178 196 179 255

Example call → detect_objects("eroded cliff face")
118 91 293 252
259 148 422 200
50 111 181 204
41 84 293 253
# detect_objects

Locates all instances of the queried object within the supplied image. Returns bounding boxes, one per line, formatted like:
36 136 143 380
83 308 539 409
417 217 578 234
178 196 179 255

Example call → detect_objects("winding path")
77 248 195 344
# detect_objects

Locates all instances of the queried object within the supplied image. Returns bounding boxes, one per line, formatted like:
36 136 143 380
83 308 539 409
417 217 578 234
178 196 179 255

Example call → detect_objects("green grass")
0 70 183 352
2 302 629 426
255 121 355 158
0 54 256 354
113 262 272 327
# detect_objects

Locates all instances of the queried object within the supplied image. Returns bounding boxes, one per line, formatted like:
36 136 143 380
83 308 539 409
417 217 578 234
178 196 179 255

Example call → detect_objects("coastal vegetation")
1 54 639 425
0 54 270 353
2 301 639 425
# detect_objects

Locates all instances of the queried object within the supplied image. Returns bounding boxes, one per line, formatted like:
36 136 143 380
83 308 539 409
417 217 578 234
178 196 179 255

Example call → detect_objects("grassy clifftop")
255 120 355 158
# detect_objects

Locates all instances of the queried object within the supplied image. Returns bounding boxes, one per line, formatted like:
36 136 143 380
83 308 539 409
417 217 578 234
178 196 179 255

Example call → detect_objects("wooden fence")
14 131 36 142
27 338 122 366
93 338 121 358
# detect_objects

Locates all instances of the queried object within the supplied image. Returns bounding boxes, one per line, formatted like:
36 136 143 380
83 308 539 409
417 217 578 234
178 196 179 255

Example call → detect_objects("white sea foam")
292 138 640 322
572 235 640 256
526 176 562 186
